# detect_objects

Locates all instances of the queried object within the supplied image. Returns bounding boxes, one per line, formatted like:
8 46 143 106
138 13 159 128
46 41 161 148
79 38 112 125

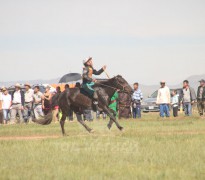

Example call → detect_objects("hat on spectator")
83 57 92 65
2 87 7 91
24 83 31 88
160 80 166 84
199 79 205 83
46 86 51 89
15 83 21 88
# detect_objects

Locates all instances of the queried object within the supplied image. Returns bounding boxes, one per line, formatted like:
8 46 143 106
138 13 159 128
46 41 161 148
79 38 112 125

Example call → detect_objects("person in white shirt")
1 88 12 124
0 88 3 124
10 83 25 124
156 80 171 118
33 86 44 120
24 83 34 123
171 90 179 117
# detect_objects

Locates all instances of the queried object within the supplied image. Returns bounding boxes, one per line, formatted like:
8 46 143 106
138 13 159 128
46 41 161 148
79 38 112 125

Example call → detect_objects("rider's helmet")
83 57 92 65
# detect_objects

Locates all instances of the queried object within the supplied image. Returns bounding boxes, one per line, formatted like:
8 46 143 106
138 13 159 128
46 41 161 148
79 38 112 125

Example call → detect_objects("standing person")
43 86 52 115
51 86 61 123
10 84 25 124
56 86 61 94
64 84 70 91
24 83 34 123
156 81 171 118
197 79 205 117
75 82 81 88
132 83 143 119
109 90 119 117
2 88 12 124
171 90 179 117
33 86 44 120
0 88 3 124
181 80 196 116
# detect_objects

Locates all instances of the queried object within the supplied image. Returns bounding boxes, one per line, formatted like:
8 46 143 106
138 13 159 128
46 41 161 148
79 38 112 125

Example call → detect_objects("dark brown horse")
34 75 133 135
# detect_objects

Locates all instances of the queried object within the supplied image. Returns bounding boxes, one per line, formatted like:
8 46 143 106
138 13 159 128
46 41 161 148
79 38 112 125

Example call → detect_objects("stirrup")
93 101 98 105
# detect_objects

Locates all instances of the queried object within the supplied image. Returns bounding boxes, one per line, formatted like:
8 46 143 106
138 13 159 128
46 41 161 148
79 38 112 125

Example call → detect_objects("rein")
96 82 117 90
96 78 131 94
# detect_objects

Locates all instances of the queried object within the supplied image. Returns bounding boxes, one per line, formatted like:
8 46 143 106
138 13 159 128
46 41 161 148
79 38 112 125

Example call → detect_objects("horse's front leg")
107 119 114 130
103 106 123 131
107 109 117 129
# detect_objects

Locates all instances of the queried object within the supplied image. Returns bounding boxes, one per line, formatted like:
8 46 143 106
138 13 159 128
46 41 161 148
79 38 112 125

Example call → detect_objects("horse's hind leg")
76 113 93 133
60 113 67 136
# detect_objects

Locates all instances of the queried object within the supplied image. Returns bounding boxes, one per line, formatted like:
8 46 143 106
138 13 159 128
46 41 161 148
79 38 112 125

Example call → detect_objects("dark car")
142 88 182 113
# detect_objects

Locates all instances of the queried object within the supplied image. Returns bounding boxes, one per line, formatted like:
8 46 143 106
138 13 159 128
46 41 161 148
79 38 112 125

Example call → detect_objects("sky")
0 0 205 85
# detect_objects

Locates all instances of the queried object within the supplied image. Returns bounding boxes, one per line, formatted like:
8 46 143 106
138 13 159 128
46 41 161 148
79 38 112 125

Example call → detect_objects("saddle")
80 88 102 112
80 88 93 99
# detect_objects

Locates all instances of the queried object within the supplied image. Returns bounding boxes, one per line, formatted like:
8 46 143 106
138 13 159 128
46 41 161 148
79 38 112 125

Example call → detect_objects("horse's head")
113 75 133 94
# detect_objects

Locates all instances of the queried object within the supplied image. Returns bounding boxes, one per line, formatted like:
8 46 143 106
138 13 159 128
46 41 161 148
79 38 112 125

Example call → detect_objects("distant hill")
140 74 205 98
0 78 60 88
174 74 205 90
0 74 204 97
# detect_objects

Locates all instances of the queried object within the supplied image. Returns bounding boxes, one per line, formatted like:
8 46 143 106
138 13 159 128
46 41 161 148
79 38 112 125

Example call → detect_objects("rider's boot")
92 92 101 111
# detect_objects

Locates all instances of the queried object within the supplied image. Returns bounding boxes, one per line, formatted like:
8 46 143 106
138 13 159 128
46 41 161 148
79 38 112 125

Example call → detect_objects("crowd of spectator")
0 83 63 125
131 79 205 119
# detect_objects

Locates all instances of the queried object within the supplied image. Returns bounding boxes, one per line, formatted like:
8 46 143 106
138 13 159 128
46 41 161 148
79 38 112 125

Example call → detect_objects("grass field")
0 113 205 180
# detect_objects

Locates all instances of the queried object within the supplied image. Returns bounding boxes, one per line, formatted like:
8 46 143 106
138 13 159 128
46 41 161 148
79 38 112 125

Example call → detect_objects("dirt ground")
0 135 60 141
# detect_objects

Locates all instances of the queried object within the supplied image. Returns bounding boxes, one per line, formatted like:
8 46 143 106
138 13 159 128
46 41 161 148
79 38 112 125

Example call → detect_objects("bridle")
96 76 132 94
114 77 132 94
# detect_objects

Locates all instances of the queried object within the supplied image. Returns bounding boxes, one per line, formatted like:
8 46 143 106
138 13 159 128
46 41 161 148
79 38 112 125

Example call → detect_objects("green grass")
0 113 205 180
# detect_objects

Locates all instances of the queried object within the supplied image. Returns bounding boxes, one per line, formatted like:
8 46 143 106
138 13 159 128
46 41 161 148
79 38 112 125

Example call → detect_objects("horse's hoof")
63 133 68 137
119 127 124 131
89 129 95 133
107 124 111 130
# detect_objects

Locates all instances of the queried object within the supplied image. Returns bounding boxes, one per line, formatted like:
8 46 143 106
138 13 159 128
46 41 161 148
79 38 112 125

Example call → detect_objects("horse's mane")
97 75 121 84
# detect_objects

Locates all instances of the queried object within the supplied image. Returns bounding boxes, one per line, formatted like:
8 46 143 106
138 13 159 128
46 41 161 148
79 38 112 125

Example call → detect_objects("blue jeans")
33 105 44 120
159 104 170 117
133 105 141 118
24 102 33 121
183 102 192 116
3 109 10 121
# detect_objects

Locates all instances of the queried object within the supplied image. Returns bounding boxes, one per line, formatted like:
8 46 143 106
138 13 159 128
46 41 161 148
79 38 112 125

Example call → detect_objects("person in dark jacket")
10 83 25 124
82 57 106 103
197 79 205 117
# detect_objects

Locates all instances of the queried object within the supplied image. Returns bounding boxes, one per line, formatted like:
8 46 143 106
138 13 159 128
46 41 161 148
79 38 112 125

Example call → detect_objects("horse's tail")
33 92 60 125
33 111 53 125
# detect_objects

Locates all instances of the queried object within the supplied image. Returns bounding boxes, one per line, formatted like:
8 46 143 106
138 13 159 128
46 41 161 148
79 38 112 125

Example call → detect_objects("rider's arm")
93 68 104 75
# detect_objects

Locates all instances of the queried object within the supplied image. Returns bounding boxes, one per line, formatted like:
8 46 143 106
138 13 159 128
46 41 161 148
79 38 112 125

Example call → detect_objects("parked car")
141 88 182 113
31 84 56 93
7 84 55 95
7 84 26 95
